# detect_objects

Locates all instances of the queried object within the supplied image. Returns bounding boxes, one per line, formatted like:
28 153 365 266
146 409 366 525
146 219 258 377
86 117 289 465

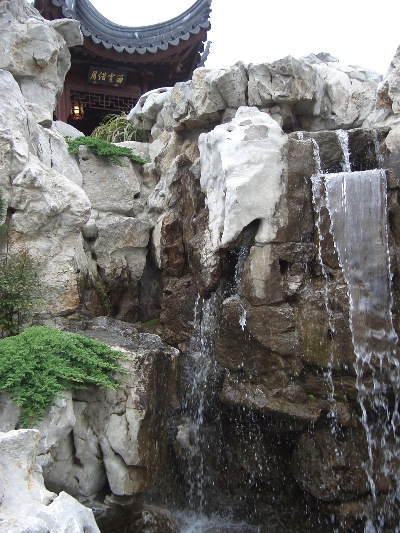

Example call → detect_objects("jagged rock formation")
1 1 400 532
0 429 100 532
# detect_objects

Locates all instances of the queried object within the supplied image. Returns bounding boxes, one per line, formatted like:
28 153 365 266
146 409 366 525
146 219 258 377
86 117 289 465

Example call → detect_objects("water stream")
325 168 400 530
180 291 222 514
310 138 339 430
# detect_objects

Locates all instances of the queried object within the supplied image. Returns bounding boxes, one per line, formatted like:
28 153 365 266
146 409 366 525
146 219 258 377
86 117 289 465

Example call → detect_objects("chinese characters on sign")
87 66 127 88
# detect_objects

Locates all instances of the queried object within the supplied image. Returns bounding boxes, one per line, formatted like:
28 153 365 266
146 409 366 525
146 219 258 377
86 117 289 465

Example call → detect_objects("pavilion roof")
49 0 212 55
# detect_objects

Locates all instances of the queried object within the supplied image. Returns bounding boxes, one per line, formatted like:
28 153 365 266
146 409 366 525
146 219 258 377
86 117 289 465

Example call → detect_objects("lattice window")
70 90 137 113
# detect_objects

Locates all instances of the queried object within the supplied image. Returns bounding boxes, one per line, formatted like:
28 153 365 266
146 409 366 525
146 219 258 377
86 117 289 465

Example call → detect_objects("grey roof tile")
51 0 212 54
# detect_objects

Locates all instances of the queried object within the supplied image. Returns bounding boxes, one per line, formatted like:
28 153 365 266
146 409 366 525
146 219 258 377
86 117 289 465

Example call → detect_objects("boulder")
0 0 82 123
0 429 100 533
199 107 288 251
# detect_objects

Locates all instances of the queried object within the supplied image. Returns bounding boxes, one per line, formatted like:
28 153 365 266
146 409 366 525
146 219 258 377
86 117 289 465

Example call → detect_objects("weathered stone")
190 63 248 119
37 126 83 186
142 504 180 533
296 283 355 371
91 214 151 280
215 296 303 386
187 229 221 296
128 87 173 130
0 429 100 532
160 275 198 345
0 322 179 515
248 56 324 121
0 0 77 123
220 376 321 427
199 107 288 250
79 146 143 216
375 44 400 115
385 124 400 185
291 427 386 502
240 243 313 305
3 157 91 317
152 211 185 276
49 18 83 48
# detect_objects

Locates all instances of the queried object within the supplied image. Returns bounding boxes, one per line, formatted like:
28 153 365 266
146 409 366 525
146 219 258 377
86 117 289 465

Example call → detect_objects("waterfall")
373 130 385 169
336 129 351 172
310 139 339 428
234 246 249 330
180 292 221 514
325 168 400 530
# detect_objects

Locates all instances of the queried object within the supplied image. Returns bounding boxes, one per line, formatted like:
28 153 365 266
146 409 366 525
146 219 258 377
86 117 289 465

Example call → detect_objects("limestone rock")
78 146 143 216
128 88 172 130
199 107 288 251
0 429 100 533
248 56 324 128
37 126 83 186
0 0 81 123
8 157 91 317
376 44 400 115
152 211 185 276
220 376 321 428
160 275 198 344
91 214 151 281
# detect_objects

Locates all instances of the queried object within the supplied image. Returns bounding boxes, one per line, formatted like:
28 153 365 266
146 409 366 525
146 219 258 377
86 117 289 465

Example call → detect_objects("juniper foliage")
0 326 129 427
65 135 148 166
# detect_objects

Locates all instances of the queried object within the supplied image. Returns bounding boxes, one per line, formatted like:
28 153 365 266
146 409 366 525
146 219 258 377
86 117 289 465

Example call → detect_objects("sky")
89 0 399 75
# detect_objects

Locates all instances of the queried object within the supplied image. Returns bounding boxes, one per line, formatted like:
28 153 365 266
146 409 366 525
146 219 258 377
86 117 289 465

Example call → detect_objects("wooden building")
34 0 212 134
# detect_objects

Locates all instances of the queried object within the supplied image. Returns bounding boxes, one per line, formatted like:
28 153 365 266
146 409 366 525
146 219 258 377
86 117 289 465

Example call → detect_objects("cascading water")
325 168 400 531
233 246 250 331
179 291 221 515
336 129 352 172
310 138 339 429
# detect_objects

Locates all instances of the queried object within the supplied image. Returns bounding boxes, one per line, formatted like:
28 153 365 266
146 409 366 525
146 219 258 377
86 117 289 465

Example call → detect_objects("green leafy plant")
0 188 41 338
0 250 41 338
65 135 148 166
91 113 149 143
0 326 130 427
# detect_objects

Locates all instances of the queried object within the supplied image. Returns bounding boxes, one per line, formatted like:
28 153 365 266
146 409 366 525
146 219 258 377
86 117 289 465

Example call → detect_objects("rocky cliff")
1 1 400 532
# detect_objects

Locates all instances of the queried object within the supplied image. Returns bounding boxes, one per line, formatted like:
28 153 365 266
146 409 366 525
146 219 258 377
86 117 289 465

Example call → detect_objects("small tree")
0 188 41 337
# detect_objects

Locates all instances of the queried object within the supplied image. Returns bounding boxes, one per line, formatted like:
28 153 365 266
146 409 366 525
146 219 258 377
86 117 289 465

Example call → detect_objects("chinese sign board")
87 66 127 88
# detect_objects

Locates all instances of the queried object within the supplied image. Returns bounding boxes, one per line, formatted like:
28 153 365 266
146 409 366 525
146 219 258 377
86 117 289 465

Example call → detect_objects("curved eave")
52 0 211 54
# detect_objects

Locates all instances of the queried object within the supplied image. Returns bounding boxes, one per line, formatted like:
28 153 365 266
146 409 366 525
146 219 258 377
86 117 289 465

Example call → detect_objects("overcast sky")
89 0 399 75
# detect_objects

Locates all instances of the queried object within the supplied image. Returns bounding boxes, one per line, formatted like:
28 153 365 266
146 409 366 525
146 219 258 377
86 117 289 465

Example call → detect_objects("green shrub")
0 188 41 338
65 135 148 166
0 250 40 338
91 113 149 143
0 326 129 427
